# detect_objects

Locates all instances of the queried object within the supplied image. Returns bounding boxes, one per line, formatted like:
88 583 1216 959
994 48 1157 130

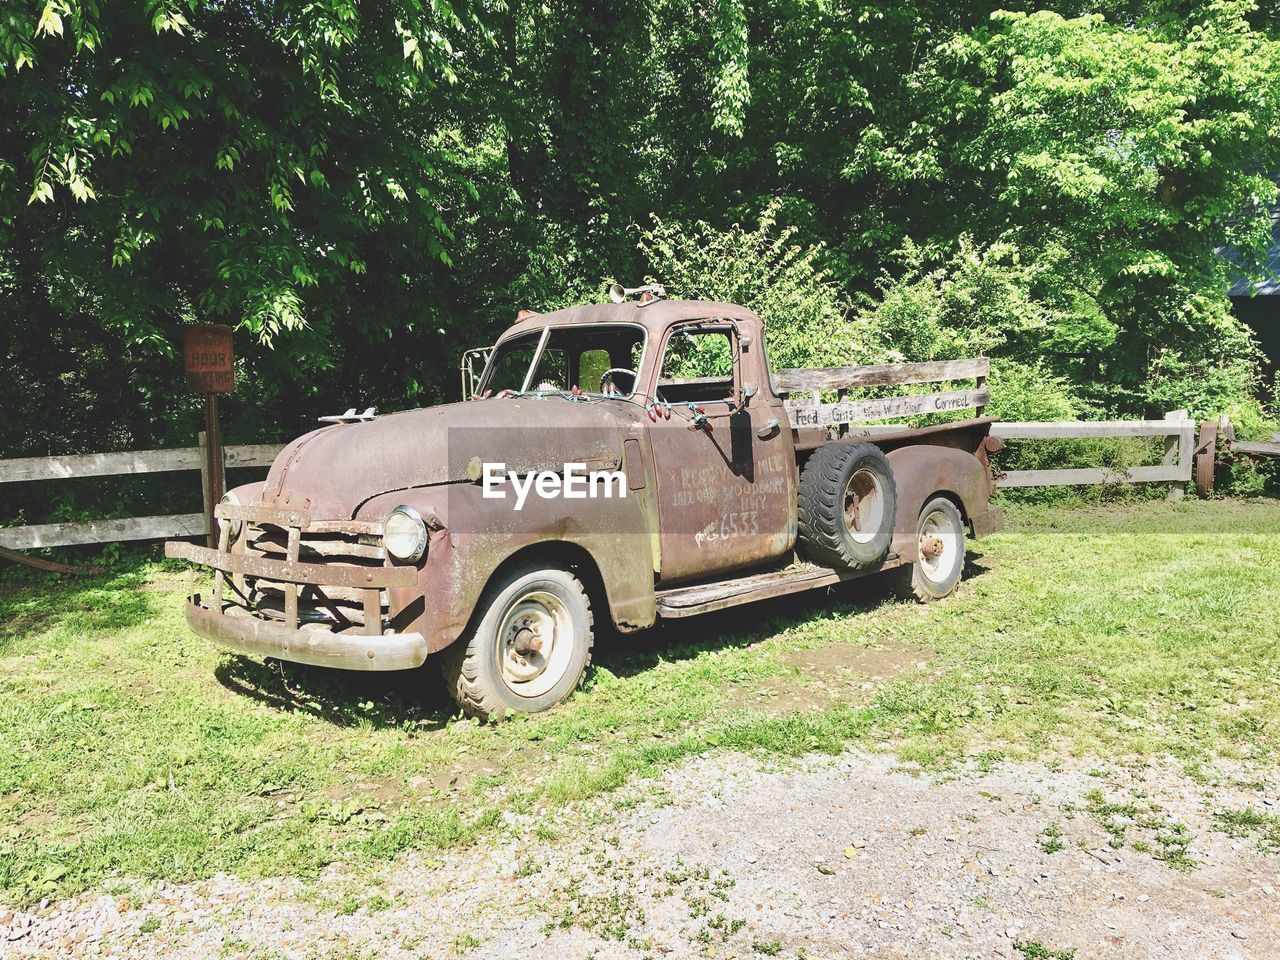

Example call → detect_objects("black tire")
894 496 966 602
796 442 897 569
439 561 594 719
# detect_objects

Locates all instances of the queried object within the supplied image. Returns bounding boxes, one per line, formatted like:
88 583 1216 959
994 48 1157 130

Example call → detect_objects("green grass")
1213 807 1280 853
1 499 1278 905
1015 941 1076 960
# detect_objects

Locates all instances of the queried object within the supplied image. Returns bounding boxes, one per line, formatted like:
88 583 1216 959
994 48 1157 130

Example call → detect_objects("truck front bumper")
167 502 427 672
183 598 428 671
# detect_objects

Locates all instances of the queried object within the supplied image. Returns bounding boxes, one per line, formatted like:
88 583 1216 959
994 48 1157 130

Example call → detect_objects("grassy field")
1 499 1277 907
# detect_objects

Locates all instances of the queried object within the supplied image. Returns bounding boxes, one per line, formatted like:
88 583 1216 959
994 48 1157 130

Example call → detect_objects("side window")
658 328 735 403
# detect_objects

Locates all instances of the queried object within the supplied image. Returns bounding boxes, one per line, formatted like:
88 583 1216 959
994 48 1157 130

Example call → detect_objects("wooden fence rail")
0 440 284 551
992 410 1195 498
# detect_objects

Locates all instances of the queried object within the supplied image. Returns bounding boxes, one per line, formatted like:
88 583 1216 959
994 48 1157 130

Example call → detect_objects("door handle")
757 418 780 440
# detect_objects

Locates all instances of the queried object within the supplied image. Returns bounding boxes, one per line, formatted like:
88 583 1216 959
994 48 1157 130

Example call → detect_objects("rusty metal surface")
217 502 313 529
168 298 1003 665
969 504 1005 539
184 325 234 394
654 556 903 618
1195 420 1217 498
885 442 996 561
0 544 85 575
166 541 416 589
184 599 427 671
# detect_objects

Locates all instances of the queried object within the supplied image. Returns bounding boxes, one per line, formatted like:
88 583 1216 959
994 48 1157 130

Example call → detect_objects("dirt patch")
722 641 931 714
783 640 930 680
326 777 405 808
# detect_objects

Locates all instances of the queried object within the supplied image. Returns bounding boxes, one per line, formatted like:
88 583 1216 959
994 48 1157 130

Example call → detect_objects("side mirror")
460 345 493 400
737 384 758 412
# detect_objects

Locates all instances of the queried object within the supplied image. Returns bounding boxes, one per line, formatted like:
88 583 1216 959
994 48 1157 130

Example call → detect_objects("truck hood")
261 397 640 518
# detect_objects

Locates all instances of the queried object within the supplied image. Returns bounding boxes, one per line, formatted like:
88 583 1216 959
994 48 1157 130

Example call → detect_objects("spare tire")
797 442 897 569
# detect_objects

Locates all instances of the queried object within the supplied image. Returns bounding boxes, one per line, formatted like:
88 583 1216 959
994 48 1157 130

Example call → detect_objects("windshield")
479 325 647 397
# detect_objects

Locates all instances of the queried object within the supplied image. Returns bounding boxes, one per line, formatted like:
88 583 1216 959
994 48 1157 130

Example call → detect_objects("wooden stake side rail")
774 357 989 393
0 442 285 551
786 388 990 428
777 356 991 429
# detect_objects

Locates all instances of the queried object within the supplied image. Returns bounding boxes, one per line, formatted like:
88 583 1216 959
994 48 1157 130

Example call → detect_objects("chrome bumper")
184 598 428 671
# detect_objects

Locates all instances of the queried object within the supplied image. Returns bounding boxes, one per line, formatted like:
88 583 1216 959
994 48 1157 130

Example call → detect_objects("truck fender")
884 444 992 563
361 485 658 654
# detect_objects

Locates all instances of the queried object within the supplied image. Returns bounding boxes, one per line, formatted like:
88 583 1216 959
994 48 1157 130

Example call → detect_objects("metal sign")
184 324 234 394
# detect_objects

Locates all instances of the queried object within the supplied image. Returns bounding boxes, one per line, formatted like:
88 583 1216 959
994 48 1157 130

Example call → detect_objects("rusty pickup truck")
167 293 1003 717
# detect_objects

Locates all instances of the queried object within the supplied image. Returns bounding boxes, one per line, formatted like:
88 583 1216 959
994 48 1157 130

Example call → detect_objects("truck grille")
242 523 388 632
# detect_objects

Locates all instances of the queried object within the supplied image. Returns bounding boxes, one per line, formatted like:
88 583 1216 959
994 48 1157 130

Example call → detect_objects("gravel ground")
4 751 1278 960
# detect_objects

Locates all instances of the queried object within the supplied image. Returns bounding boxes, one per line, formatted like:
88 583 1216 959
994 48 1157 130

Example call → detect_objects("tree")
0 0 477 450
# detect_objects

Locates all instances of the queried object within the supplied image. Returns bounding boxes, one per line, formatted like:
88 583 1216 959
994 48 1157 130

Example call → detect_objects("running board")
655 554 899 619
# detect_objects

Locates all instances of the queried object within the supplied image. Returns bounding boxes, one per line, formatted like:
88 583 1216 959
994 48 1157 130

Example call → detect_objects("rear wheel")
894 496 966 602
797 442 897 569
440 562 594 719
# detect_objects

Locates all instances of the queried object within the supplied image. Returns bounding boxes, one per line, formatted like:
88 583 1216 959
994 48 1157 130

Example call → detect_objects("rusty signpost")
184 325 234 546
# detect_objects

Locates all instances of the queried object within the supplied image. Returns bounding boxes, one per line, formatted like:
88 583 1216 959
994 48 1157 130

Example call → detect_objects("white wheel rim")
497 590 574 699
843 468 885 544
918 508 961 584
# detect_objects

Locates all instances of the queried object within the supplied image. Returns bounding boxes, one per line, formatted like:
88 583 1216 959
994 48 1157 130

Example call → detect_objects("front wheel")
439 562 594 719
894 496 966 602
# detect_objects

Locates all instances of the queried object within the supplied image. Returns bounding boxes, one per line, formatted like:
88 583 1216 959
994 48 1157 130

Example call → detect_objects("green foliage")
856 237 1059 364
985 361 1088 425
1142 348 1262 422
1 0 1278 515
636 203 870 370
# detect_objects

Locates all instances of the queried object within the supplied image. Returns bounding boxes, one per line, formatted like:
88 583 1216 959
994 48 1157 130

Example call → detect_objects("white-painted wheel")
440 562 594 719
894 496 966 602
917 506 962 586
844 468 887 545
497 590 575 699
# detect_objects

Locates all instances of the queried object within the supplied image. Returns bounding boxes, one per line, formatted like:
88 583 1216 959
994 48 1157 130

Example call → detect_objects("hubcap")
497 590 574 699
843 469 885 544
918 509 961 584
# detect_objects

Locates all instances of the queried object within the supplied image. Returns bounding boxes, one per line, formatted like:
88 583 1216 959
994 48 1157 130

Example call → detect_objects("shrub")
635 202 875 370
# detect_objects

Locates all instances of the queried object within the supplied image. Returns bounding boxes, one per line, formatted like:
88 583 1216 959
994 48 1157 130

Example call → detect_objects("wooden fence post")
1163 410 1191 501
198 430 213 547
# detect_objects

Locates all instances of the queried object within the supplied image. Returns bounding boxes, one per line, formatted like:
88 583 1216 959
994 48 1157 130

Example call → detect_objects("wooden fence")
0 406 1217 557
0 437 283 551
992 410 1196 498
776 357 989 427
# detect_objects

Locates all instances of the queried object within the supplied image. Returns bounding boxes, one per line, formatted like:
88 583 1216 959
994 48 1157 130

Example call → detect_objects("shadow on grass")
213 548 990 726
214 654 454 731
595 552 989 679
0 556 163 655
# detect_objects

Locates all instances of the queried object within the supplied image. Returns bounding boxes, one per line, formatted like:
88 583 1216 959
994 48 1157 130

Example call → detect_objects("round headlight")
383 506 427 563
218 491 243 543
